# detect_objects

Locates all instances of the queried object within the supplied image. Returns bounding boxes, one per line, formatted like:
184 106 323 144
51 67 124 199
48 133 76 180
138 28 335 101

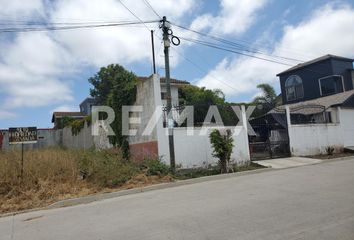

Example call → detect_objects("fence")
286 105 354 156
157 126 250 168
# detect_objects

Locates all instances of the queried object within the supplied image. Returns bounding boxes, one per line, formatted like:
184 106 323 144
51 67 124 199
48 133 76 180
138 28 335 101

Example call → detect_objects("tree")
179 86 238 126
253 83 281 115
89 64 137 159
209 129 234 173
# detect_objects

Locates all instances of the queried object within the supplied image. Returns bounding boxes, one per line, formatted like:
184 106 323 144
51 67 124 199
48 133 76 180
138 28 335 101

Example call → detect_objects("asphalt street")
1 158 354 240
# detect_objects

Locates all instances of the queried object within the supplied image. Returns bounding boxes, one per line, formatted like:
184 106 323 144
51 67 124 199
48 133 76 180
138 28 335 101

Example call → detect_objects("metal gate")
248 122 290 160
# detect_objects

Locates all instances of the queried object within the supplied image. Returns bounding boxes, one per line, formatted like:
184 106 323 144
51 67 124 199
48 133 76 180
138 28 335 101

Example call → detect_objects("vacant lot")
0 148 172 214
0 148 264 214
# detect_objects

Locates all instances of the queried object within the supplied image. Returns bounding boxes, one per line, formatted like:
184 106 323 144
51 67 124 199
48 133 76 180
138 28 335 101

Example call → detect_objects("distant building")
138 76 189 107
51 112 86 129
80 97 96 115
51 76 189 129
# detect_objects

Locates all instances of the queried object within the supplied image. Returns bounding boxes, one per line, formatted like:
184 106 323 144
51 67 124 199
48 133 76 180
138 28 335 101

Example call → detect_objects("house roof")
80 97 96 106
51 112 86 122
276 54 354 76
138 76 190 85
269 90 354 115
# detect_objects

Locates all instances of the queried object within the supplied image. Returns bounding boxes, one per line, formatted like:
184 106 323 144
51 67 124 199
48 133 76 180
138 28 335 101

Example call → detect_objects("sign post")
8 127 37 179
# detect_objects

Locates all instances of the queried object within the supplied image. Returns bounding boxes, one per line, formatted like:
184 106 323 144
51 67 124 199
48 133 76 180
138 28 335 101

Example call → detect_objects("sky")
0 0 354 128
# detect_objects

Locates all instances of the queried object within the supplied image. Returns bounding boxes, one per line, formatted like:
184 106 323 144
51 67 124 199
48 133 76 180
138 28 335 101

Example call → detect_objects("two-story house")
275 54 354 124
277 54 354 104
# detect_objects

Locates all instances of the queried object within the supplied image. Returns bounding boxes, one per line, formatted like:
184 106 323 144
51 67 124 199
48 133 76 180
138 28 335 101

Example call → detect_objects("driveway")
1 158 354 240
253 157 322 169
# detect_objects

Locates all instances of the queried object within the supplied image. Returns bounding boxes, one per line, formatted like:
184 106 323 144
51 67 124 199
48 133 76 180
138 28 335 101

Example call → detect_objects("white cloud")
0 32 74 108
0 0 197 110
274 4 354 58
191 0 268 35
51 105 79 114
197 3 354 100
0 109 17 120
0 0 45 20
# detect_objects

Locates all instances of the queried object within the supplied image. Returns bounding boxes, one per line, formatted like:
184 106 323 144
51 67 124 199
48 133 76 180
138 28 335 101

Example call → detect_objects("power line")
116 0 154 31
142 0 161 18
0 20 159 33
172 23 308 63
181 36 299 65
180 37 293 66
166 40 241 93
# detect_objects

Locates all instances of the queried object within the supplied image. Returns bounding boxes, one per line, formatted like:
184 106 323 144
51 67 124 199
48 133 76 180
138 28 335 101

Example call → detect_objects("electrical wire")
172 23 308 63
142 0 161 19
180 36 293 66
116 0 155 31
0 20 159 33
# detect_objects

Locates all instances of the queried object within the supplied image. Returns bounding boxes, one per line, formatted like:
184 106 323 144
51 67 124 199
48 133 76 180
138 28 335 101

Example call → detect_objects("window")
319 75 344 96
161 92 167 100
285 75 304 101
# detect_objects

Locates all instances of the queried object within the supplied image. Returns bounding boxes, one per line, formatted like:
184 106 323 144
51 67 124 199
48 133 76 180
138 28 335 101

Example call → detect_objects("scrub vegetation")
0 148 172 214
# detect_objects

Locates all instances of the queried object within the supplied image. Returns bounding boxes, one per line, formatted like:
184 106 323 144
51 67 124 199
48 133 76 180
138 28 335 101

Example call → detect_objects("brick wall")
129 141 158 161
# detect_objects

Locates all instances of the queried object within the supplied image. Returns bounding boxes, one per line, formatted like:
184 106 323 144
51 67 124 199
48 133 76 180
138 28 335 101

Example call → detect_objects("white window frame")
285 75 304 102
318 75 345 96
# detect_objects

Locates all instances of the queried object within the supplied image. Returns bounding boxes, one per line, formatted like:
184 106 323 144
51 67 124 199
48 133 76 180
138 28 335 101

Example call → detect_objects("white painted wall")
157 126 250 168
339 108 354 147
289 124 343 156
287 107 354 156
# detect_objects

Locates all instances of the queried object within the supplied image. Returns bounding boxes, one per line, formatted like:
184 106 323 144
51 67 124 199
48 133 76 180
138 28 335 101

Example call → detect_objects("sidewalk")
253 157 322 169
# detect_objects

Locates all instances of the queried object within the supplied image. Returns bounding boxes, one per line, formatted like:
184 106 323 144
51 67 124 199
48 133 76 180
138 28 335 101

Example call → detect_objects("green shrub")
209 129 234 173
78 150 138 187
141 158 170 176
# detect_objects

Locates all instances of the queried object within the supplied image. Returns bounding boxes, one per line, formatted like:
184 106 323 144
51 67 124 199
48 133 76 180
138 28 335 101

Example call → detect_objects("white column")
241 105 251 162
285 105 293 156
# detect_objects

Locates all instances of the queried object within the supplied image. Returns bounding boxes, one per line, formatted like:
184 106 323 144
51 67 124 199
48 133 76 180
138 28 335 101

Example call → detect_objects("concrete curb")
0 167 273 218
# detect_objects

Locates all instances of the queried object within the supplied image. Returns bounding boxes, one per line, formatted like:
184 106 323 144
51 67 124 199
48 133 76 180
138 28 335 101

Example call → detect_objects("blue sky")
0 0 354 128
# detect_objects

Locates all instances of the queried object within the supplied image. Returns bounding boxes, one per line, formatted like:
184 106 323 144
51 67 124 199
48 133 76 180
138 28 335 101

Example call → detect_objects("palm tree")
253 83 280 110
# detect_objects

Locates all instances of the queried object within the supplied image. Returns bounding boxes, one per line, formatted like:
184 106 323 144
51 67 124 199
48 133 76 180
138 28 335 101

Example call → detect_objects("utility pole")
160 16 176 172
150 30 156 74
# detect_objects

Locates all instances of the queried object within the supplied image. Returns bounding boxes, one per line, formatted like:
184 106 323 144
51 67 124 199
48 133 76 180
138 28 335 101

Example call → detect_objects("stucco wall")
340 108 354 147
157 126 250 168
129 74 161 145
289 124 343 156
287 107 354 156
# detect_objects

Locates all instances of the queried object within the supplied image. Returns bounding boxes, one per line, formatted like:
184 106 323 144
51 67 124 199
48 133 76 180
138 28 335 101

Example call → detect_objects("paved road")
1 158 354 240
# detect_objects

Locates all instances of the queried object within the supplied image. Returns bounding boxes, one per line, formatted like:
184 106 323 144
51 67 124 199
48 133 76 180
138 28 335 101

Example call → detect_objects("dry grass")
0 148 172 214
